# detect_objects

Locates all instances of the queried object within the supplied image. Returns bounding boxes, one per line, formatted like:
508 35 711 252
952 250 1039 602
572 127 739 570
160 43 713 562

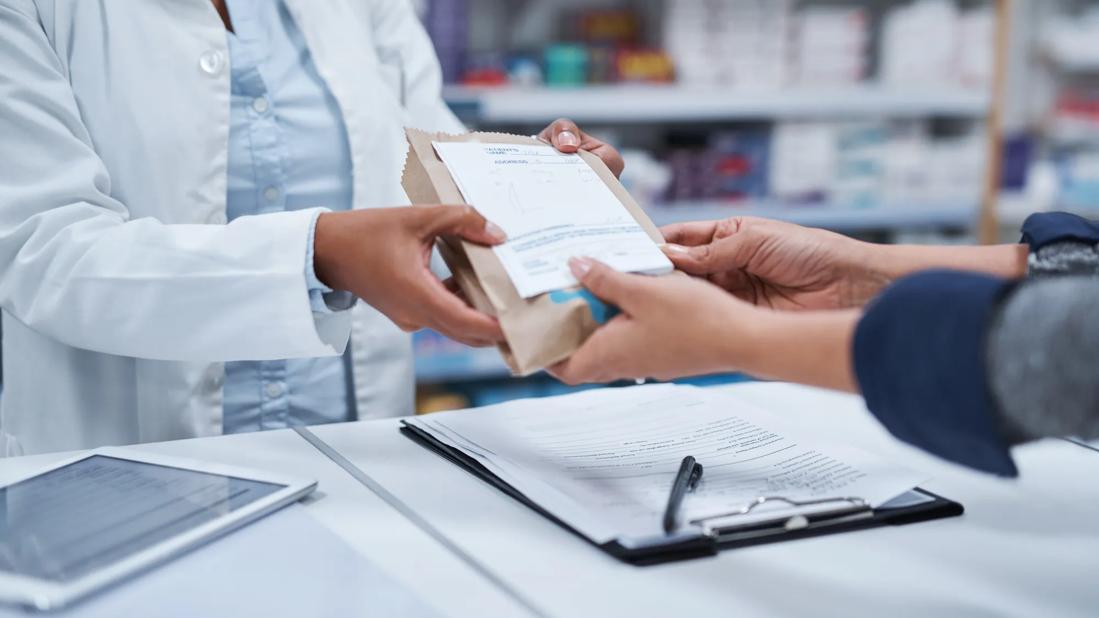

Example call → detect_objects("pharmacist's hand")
549 258 760 385
660 217 887 311
313 206 506 347
538 118 625 177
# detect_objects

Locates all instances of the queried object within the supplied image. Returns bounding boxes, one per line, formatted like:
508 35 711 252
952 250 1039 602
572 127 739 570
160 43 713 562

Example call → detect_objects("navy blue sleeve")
853 271 1019 476
1021 212 1099 250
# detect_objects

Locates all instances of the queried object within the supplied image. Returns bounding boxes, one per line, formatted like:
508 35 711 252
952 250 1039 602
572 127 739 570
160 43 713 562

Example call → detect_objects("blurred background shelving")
1000 0 1099 227
409 0 1099 411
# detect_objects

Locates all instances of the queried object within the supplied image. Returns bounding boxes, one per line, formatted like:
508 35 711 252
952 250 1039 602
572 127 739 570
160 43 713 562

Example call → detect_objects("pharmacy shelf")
646 201 981 232
444 84 990 124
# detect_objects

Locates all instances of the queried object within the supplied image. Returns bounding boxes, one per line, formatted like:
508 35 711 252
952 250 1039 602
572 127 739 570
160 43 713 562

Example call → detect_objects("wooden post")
978 0 1012 244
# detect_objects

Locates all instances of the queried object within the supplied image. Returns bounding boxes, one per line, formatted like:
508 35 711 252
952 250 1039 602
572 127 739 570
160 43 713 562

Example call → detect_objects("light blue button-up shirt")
222 0 354 433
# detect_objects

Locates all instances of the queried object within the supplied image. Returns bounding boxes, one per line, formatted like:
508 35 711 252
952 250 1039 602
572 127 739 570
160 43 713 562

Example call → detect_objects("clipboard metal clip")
688 496 872 541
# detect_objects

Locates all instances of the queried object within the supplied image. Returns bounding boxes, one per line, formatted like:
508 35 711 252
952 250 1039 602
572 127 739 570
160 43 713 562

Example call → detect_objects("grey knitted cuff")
1027 241 1099 278
987 277 1099 442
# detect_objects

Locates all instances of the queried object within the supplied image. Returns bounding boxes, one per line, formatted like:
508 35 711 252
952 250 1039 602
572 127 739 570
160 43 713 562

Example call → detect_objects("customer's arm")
553 214 1099 477
813 213 1099 476
661 217 1028 310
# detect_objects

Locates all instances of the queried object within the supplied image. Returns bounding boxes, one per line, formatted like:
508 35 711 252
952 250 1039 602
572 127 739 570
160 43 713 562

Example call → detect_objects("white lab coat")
0 0 463 455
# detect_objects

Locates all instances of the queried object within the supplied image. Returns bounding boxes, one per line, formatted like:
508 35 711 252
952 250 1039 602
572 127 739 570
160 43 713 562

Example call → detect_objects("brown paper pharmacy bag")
401 129 666 376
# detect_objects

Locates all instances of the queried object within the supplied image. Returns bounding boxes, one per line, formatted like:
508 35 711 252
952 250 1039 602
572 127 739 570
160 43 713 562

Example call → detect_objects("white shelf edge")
444 84 990 123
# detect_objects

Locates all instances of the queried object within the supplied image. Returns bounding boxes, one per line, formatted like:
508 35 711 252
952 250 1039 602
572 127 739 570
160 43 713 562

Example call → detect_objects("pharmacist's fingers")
584 141 625 177
539 119 625 176
660 221 720 247
540 118 582 153
421 205 507 246
420 277 505 345
443 276 474 308
568 257 644 312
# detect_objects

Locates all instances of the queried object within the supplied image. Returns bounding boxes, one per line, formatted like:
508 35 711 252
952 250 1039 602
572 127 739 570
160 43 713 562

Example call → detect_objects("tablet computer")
0 447 317 611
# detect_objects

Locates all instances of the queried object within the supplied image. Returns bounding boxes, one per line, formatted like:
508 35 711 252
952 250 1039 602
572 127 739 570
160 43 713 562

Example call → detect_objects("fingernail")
661 243 690 255
558 131 580 148
568 257 593 279
485 221 507 242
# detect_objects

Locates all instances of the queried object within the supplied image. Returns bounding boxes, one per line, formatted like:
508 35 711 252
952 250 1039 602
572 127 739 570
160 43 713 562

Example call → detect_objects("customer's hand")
549 258 763 385
538 118 625 177
661 217 888 311
313 206 506 347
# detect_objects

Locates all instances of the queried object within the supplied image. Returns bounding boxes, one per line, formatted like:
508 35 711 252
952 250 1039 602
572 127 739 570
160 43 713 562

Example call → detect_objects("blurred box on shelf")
833 122 888 209
793 7 868 86
572 8 641 46
423 0 469 85
615 49 676 84
544 44 590 86
957 6 994 90
1055 150 1099 212
1042 7 1099 71
664 0 791 89
1050 89 1099 145
880 0 992 91
664 129 771 203
769 122 836 203
619 148 674 209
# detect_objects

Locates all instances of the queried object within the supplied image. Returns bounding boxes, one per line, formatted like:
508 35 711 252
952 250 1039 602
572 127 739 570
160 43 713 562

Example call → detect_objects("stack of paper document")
405 385 927 548
433 142 673 298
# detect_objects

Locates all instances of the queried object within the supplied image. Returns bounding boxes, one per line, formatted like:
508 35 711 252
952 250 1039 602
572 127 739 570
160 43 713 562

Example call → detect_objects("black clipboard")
400 422 964 566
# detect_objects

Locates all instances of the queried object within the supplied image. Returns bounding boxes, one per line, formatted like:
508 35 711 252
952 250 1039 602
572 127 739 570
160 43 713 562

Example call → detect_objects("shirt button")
252 96 270 114
263 187 280 202
264 383 284 399
198 50 225 76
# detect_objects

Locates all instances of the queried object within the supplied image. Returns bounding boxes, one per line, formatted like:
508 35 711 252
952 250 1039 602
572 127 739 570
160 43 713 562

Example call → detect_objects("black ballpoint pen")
663 455 704 533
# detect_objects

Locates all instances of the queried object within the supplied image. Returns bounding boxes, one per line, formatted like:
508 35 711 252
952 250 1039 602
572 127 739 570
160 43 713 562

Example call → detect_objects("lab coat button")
264 383 284 398
263 187 280 202
252 97 270 114
199 51 225 76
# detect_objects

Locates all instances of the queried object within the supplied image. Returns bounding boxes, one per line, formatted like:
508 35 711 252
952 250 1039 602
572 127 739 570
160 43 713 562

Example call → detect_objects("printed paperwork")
405 384 927 548
432 142 673 298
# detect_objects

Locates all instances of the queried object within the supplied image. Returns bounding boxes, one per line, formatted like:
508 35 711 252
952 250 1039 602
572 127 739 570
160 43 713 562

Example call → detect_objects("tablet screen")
0 455 285 583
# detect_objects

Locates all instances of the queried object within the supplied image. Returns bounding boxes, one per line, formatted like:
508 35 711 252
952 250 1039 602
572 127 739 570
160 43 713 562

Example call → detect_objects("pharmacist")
0 0 621 456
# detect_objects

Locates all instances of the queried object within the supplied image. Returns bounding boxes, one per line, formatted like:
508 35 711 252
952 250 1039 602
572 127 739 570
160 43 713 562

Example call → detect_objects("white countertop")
2 383 1096 617
312 383 1099 618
